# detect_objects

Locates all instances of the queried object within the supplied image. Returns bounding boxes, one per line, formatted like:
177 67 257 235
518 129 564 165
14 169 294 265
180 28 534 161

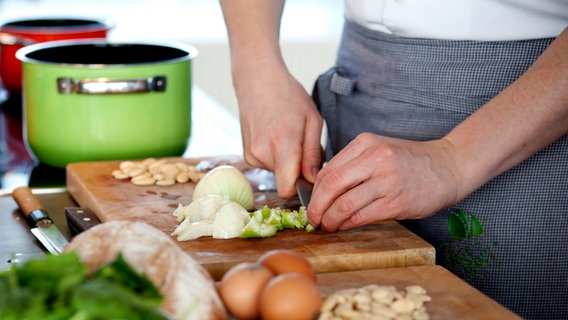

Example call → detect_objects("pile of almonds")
112 158 204 186
319 284 431 320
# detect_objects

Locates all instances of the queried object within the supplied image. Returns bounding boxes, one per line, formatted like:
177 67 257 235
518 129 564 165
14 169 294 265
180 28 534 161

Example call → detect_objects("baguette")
64 220 226 320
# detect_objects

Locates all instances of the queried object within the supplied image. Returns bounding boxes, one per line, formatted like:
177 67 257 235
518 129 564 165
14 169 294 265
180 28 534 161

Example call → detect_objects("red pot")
0 18 112 94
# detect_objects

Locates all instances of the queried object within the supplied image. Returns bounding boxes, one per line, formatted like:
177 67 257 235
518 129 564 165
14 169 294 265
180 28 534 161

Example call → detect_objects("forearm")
446 27 568 201
219 0 287 82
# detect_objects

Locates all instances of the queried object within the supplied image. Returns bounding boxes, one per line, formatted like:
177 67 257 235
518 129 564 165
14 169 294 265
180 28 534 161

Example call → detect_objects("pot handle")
57 76 166 94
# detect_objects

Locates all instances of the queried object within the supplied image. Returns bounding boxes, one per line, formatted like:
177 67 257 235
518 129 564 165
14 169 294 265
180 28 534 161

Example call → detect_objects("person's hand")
234 62 324 198
307 133 463 232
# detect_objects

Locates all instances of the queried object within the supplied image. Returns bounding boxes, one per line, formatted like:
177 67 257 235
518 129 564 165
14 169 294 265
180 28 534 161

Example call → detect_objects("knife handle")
12 186 51 226
64 207 100 235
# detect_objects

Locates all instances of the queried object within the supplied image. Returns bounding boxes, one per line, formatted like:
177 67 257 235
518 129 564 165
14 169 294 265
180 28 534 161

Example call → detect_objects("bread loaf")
64 221 226 320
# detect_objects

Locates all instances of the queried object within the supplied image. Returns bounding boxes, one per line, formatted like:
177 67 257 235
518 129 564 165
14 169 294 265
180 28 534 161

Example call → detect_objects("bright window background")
0 0 344 115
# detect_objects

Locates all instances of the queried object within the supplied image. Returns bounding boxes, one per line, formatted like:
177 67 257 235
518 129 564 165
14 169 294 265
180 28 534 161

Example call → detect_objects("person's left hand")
307 133 463 232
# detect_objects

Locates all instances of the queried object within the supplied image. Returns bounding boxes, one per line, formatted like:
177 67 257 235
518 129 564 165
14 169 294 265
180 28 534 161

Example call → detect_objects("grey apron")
313 19 567 319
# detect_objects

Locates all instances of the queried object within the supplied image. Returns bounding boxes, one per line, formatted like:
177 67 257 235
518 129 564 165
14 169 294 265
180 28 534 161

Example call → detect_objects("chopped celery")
238 206 316 238
240 218 278 238
281 210 298 229
305 224 316 232
297 206 309 227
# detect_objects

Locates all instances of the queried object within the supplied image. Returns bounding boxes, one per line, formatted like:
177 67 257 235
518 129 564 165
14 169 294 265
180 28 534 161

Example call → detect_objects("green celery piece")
260 205 272 220
240 217 278 238
249 208 264 222
264 209 284 230
305 223 316 232
297 206 308 227
281 210 299 229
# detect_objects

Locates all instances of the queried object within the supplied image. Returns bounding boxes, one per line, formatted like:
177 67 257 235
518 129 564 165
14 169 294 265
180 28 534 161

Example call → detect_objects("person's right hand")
219 0 324 198
233 61 324 199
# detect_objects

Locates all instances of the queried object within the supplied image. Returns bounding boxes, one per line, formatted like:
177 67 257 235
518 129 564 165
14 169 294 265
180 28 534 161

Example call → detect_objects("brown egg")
218 262 274 319
259 273 322 320
258 249 317 283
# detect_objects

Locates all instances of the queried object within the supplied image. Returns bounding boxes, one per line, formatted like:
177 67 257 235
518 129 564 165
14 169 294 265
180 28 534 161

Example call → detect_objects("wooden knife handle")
64 207 100 235
12 186 51 226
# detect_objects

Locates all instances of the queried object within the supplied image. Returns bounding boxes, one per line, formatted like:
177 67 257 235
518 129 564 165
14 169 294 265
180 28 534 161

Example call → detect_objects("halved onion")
213 202 251 239
192 165 255 211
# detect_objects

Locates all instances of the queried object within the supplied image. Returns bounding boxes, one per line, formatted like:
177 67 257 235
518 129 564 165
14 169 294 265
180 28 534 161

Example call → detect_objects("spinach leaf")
0 252 167 320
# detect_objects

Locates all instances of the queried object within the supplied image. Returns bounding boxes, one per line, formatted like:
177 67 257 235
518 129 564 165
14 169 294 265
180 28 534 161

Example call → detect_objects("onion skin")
192 165 255 211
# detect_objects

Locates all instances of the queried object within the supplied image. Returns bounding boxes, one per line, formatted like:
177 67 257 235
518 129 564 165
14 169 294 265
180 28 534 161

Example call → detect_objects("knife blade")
12 186 69 255
295 176 314 207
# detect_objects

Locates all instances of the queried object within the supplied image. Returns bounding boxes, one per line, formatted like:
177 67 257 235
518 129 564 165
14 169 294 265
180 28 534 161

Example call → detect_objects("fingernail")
311 167 319 178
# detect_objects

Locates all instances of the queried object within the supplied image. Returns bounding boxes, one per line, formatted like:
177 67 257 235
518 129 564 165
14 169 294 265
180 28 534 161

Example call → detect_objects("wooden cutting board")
318 265 520 319
66 157 435 280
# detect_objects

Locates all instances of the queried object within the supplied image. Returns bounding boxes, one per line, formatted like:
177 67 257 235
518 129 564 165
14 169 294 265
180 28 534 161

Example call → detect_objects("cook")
218 1 568 319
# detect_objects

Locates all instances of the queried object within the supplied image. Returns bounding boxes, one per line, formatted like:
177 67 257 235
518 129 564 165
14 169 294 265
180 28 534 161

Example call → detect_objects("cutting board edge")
66 164 107 222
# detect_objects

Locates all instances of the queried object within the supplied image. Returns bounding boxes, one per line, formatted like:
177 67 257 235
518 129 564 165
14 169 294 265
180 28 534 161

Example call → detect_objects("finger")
315 133 371 177
300 115 324 183
310 135 369 202
319 177 385 232
336 199 393 231
272 134 302 199
240 122 275 170
308 159 365 227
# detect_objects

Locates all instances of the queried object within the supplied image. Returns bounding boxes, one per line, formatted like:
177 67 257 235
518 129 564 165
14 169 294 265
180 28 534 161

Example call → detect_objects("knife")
64 207 101 235
12 186 69 255
295 176 314 207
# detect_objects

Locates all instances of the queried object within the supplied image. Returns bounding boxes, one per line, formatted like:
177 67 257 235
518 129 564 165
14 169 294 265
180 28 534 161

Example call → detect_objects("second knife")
12 186 69 255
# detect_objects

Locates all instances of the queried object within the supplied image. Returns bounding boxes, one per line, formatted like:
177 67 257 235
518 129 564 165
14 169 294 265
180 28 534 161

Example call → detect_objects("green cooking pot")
16 39 197 168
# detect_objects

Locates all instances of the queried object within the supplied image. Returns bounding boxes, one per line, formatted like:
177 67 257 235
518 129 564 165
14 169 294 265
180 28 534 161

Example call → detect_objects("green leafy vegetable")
0 252 166 320
447 209 484 240
442 208 496 281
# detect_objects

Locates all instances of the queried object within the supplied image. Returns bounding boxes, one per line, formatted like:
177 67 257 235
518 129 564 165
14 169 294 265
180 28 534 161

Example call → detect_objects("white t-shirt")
345 0 568 41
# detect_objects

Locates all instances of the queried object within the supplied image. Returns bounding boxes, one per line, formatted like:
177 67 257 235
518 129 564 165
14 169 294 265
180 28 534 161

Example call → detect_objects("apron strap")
330 72 356 96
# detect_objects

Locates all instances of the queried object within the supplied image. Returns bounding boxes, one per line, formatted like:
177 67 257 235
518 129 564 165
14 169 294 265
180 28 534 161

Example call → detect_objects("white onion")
192 165 255 211
174 194 231 222
212 202 251 239
172 195 251 240
172 220 214 240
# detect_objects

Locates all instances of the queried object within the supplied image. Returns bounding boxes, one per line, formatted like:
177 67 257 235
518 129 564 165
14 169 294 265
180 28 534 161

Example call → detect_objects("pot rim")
16 39 198 67
0 16 115 34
